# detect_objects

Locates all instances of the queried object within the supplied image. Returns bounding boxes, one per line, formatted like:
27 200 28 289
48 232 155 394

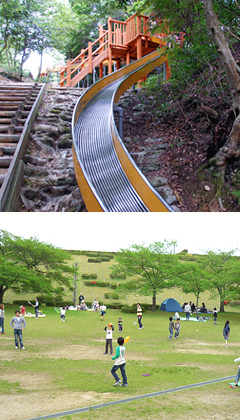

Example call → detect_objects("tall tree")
112 241 177 310
204 249 240 312
175 258 210 308
0 229 77 304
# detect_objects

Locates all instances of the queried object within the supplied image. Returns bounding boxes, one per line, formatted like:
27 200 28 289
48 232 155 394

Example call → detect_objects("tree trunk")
220 299 225 312
0 285 8 304
152 291 156 311
203 0 240 167
37 50 44 80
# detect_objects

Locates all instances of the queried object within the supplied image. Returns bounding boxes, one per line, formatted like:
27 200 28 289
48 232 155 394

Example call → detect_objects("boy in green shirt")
111 337 128 387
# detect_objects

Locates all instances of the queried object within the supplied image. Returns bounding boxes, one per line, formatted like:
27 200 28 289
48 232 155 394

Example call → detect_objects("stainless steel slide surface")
72 50 173 212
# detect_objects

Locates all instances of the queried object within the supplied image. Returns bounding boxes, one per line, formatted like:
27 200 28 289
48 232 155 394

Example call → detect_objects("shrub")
97 281 110 287
56 300 74 307
110 273 126 279
13 300 29 306
107 302 124 309
84 281 96 286
121 305 135 314
110 284 118 289
46 301 56 307
89 274 97 279
82 274 90 279
104 292 119 299
103 254 114 259
88 258 102 263
99 257 110 262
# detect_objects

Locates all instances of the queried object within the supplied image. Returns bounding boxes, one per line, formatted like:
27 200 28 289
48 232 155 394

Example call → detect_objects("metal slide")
72 49 173 212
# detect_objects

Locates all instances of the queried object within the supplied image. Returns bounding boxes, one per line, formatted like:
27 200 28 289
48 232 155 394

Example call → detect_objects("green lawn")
1 305 240 420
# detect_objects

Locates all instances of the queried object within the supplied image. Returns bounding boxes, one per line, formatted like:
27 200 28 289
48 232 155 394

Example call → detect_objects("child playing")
118 317 123 332
213 307 218 325
174 318 181 338
223 320 230 348
100 305 106 321
168 316 174 340
111 336 128 387
60 307 66 322
0 303 6 334
10 310 26 349
103 323 114 355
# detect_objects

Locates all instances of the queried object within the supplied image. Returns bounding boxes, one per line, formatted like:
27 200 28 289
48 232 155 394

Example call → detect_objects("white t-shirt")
106 328 113 339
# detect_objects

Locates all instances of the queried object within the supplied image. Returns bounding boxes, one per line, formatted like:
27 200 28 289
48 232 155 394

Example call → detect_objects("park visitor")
168 316 174 340
10 310 26 349
223 320 230 348
174 318 181 338
103 323 114 355
137 303 144 329
111 336 128 387
0 304 6 334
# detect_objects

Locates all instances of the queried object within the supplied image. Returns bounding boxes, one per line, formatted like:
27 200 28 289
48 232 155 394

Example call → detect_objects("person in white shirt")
103 323 114 355
60 308 66 322
184 303 191 320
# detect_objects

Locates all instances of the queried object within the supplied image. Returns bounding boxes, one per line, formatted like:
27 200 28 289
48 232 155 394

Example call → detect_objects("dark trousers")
111 363 127 385
105 339 113 354
138 316 143 328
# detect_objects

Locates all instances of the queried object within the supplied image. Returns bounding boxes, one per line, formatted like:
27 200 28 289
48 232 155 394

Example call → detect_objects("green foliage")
106 302 123 309
110 283 118 289
0 229 77 304
82 274 98 279
104 292 119 299
110 273 126 279
114 241 178 309
84 280 110 287
232 190 240 204
121 304 135 313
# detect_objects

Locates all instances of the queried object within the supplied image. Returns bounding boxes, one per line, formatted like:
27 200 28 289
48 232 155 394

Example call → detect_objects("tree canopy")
0 229 77 304
112 241 177 310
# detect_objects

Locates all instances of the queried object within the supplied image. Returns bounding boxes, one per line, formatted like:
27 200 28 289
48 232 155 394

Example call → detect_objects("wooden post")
99 62 103 79
99 25 103 53
81 49 84 71
108 17 112 74
166 60 171 80
88 41 92 73
67 60 71 87
136 16 142 61
126 51 130 65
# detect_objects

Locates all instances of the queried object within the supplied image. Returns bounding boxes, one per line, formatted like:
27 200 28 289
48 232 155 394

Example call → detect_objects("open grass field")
1 304 240 420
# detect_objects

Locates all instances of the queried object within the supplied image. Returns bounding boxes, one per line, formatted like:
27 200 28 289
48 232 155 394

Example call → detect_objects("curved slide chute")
72 48 173 212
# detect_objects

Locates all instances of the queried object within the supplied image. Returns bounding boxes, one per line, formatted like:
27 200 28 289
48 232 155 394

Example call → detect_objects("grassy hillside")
3 250 224 311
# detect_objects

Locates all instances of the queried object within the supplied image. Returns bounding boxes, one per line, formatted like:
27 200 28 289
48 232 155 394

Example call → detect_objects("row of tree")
113 241 240 312
0 231 239 312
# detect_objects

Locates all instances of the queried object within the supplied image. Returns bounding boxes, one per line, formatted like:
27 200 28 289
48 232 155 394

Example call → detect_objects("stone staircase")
0 81 45 211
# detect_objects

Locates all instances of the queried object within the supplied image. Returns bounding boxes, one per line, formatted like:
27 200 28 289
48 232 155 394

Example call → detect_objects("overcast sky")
0 212 239 254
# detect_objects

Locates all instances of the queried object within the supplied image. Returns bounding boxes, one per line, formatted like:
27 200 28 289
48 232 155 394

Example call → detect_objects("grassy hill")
3 250 224 311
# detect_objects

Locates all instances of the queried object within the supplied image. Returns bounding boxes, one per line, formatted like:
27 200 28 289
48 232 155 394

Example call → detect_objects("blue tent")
160 298 183 312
